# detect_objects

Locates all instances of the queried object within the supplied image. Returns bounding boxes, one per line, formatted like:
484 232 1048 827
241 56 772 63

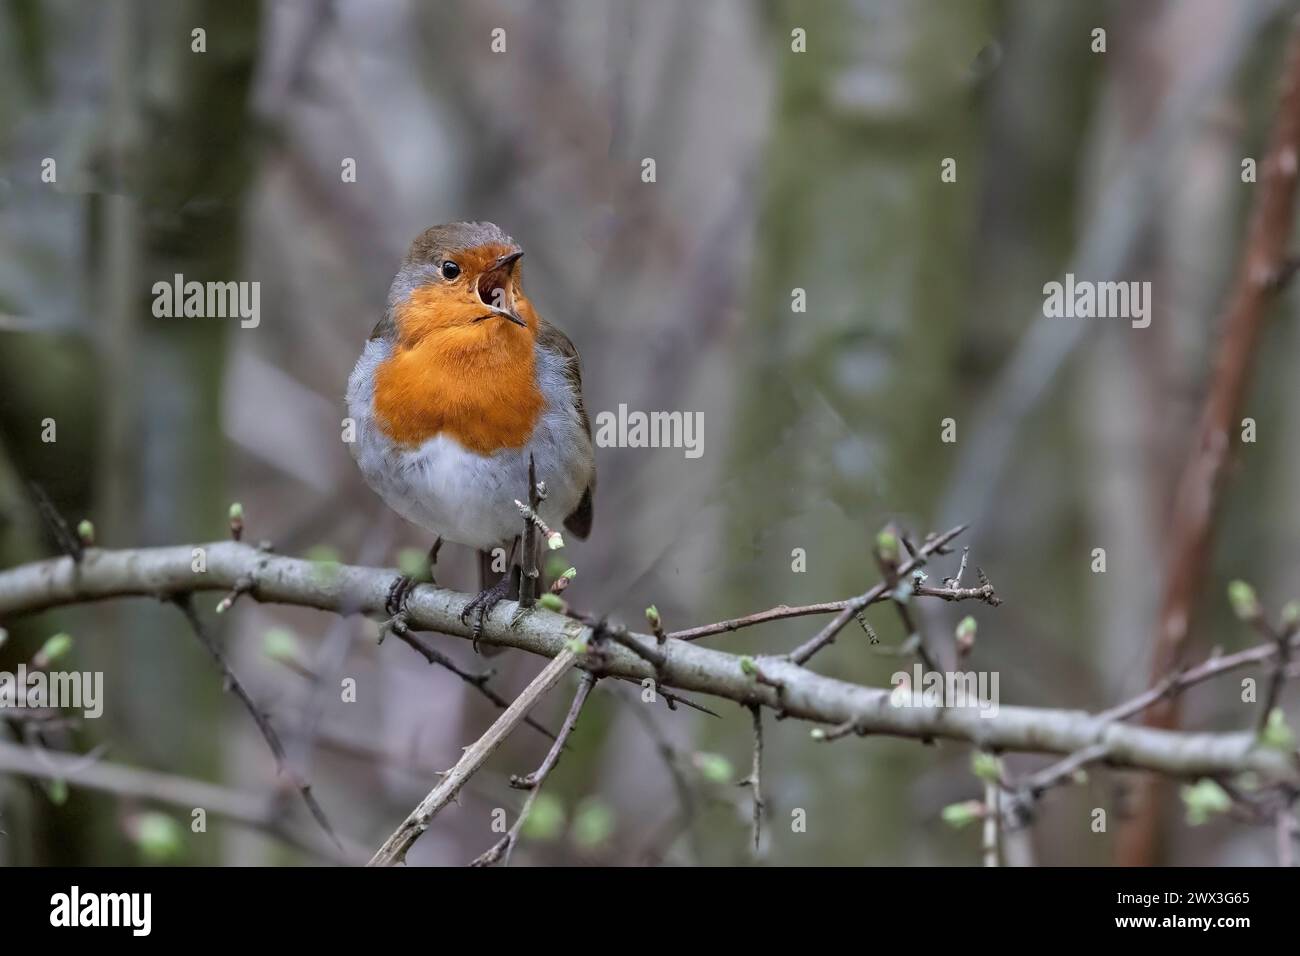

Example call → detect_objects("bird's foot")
385 574 417 617
461 574 516 653
384 538 442 617
379 576 417 645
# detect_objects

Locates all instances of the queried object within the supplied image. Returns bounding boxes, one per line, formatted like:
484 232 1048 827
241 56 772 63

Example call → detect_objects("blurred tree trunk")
81 0 261 864
713 0 988 864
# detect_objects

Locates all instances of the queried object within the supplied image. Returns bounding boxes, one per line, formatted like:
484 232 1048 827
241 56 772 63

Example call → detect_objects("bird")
345 222 595 645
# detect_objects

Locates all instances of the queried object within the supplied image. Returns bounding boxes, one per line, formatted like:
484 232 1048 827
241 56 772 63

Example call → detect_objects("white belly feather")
345 337 592 551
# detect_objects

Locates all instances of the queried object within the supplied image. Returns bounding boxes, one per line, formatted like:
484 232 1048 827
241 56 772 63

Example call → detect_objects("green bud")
564 637 588 655
692 752 734 784
571 798 616 850
519 793 565 841
45 779 69 806
228 502 244 522
546 531 565 551
131 812 185 862
1181 779 1232 826
545 554 570 579
76 519 95 546
876 529 899 563
739 655 758 677
263 628 301 665
941 800 982 829
955 615 977 649
36 633 73 666
645 605 661 628
1071 769 1089 786
1283 601 1300 629
1227 580 1259 621
1260 708 1296 750
561 567 577 580
538 593 565 612
971 751 1001 783
809 727 827 741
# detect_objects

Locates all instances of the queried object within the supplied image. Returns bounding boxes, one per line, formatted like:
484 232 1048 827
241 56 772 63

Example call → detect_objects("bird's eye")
440 260 461 280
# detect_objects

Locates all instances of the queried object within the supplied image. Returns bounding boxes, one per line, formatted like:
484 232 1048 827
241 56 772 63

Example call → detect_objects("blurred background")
2 0 1298 865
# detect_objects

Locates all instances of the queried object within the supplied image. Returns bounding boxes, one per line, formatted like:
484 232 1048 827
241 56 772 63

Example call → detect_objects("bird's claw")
461 574 515 653
386 574 415 617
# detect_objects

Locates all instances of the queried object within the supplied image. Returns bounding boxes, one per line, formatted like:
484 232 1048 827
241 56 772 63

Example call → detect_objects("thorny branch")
171 592 341 849
367 649 579 866
470 671 597 867
738 704 764 858
1 524 1296 865
387 620 558 741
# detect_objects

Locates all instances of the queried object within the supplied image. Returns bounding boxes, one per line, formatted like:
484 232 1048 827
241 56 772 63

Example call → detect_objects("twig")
1098 631 1300 724
0 739 352 863
787 525 968 665
737 704 764 859
392 629 558 740
668 525 971 645
516 454 543 611
983 778 1000 867
890 599 939 675
27 482 83 562
1259 619 1296 734
1017 742 1111 798
470 671 597 867
368 648 578 866
913 582 1001 606
810 718 864 742
621 691 700 862
944 548 970 588
170 593 341 849
600 622 668 670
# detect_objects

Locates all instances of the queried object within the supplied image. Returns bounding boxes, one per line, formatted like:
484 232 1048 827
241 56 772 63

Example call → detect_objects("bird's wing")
537 318 596 539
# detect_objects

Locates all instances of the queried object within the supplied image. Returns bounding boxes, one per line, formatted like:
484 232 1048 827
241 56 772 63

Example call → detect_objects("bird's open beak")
477 251 526 326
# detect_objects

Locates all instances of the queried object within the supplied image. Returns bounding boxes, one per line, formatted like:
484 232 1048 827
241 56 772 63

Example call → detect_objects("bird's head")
385 221 535 347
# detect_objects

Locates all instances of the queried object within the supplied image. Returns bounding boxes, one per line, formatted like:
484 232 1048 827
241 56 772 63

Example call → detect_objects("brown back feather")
537 319 596 538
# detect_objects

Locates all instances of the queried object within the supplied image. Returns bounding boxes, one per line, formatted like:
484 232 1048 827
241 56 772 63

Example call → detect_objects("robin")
346 222 595 643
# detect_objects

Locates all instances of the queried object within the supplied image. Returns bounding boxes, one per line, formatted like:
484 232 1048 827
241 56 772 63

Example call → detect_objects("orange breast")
373 328 544 453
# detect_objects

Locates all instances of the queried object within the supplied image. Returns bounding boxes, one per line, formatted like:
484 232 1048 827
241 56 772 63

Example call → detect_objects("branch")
170 593 341 847
1124 13 1300 864
470 670 596 867
0 739 354 863
738 704 764 858
787 525 967 664
367 649 578 866
389 627 559 741
1 542 1293 783
666 524 975 644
